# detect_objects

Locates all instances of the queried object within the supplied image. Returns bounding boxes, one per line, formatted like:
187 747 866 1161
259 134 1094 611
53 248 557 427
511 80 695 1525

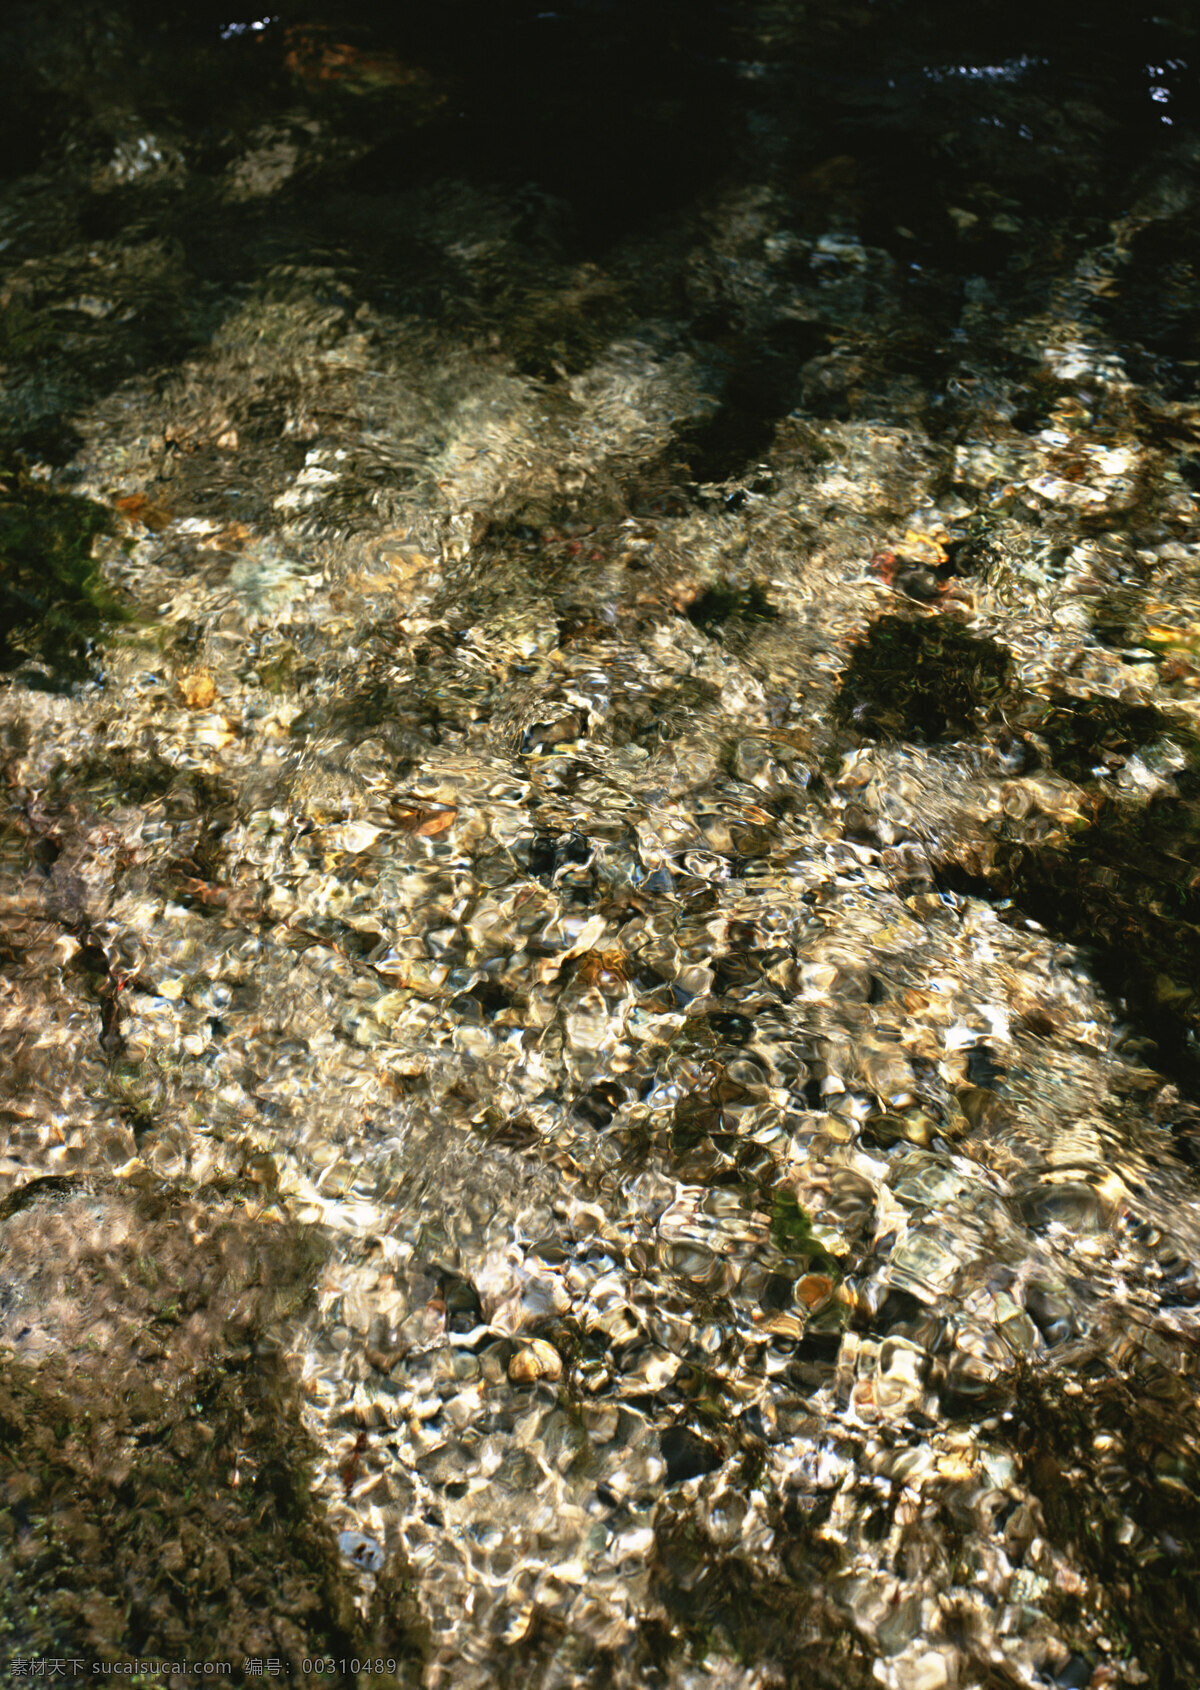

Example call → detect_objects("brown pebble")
508 1340 563 1384
390 800 457 836
178 671 217 710
795 1274 834 1311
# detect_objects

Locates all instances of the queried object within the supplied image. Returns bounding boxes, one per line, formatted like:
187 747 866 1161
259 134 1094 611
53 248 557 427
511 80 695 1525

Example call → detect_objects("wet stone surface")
3 2 1200 1686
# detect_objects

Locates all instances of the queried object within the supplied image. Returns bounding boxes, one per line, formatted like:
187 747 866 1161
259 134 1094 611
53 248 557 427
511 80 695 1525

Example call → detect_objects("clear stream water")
2 4 1200 1687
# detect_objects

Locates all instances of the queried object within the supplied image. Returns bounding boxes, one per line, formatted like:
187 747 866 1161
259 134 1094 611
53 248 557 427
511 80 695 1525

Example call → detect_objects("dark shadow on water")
835 614 1013 742
1003 1356 1200 1690
936 758 1200 1106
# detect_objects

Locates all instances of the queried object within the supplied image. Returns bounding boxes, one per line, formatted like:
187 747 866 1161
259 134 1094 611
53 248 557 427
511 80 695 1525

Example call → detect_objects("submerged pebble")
507 1340 564 1384
337 1531 386 1573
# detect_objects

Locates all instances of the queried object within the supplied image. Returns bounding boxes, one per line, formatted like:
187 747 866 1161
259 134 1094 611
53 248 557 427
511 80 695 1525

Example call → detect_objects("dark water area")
1 2 1197 453
3 4 1200 1688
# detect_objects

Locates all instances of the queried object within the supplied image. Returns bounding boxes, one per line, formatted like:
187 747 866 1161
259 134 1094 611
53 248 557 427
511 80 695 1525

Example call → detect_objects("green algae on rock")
0 465 125 684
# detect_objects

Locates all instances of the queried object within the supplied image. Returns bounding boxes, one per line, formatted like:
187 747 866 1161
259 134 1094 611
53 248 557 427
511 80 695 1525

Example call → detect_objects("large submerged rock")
0 1176 425 1675
2 2 1200 1685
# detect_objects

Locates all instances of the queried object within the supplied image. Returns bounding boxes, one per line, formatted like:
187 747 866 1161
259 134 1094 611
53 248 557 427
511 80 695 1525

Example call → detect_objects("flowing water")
3 4 1200 1687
